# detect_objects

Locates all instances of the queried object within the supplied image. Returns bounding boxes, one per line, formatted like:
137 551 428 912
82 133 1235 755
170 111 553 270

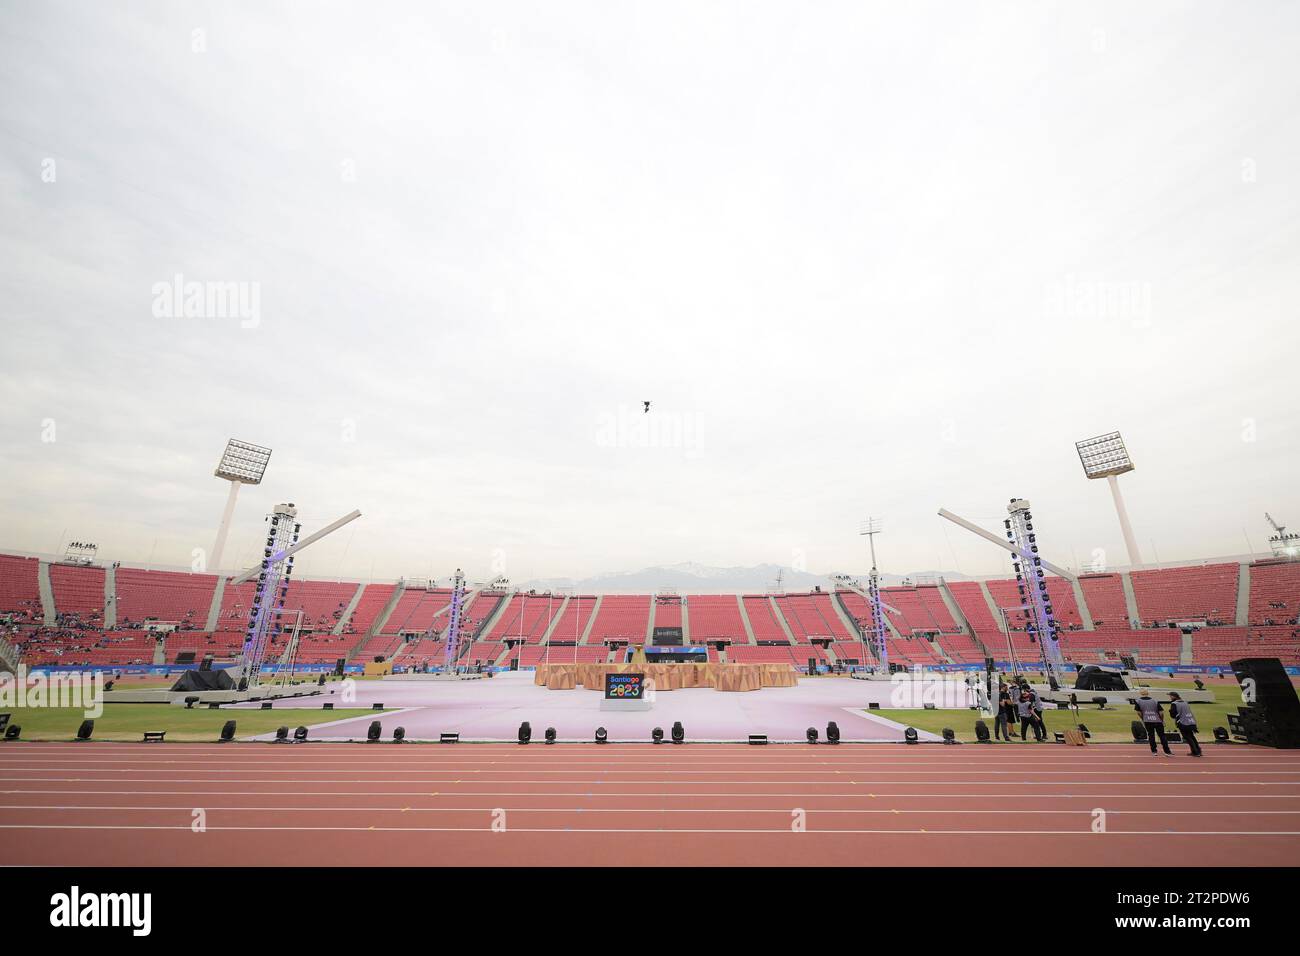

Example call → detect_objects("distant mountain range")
514 561 974 594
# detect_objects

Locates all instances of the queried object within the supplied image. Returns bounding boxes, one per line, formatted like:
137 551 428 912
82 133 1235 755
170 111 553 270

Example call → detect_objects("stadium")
2 435 1299 869
1 0 1297 929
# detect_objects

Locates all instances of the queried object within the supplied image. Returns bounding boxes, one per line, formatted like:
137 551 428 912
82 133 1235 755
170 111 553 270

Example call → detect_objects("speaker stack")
1231 658 1300 749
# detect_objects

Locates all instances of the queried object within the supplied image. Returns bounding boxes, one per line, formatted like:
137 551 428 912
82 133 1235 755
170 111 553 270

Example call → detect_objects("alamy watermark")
151 274 261 328
0 666 104 718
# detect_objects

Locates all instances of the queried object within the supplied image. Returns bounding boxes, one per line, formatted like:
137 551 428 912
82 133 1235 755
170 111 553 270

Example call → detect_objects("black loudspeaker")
807 657 817 673
1231 657 1300 748
510 658 518 672
334 658 346 676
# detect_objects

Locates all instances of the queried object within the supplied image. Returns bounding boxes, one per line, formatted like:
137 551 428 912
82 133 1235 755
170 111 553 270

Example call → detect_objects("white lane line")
3 788 1299 799
3 767 1297 775
1 804 1296 815
1 824 1297 836
2 776 1298 786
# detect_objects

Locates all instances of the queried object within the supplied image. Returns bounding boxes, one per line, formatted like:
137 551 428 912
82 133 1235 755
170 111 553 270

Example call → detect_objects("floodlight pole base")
210 480 241 573
1107 475 1143 569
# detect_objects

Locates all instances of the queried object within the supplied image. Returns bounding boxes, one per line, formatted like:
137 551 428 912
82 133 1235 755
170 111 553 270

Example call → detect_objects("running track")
1 743 1299 866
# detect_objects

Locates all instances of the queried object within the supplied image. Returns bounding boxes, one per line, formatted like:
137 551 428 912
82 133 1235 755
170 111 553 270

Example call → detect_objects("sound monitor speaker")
1231 657 1300 748
334 658 346 676
807 657 816 673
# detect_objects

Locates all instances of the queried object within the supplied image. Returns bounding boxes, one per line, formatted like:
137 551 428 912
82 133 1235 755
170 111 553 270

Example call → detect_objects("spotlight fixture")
184 696 199 709
904 727 919 745
942 728 957 744
652 727 664 744
595 726 608 744
367 720 382 742
274 726 289 742
3 725 20 740
974 721 990 743
1130 721 1148 742
826 721 840 744
671 721 684 744
76 720 94 741
1213 726 1230 743
518 721 532 745
393 727 406 742
293 726 308 742
806 727 819 744
219 720 237 742
544 727 556 744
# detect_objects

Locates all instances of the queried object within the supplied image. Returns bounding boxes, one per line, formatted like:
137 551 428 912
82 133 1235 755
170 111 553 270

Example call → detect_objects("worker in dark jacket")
1134 689 1173 756
1168 692 1202 757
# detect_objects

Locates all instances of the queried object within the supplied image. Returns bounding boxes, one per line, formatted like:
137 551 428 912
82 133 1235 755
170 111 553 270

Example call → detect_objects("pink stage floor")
236 672 972 742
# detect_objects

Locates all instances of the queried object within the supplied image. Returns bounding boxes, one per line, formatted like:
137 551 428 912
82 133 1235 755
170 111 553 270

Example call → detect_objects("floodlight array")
216 439 273 484
1074 431 1133 479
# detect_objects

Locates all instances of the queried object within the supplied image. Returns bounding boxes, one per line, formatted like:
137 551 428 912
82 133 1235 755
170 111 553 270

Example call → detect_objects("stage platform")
238 671 963 742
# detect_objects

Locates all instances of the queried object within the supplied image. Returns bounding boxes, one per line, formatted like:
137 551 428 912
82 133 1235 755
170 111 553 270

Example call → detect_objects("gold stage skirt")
533 662 798 692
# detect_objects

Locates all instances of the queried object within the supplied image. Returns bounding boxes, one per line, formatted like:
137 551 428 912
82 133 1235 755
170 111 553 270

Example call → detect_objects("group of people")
993 682 1048 741
1135 688 1203 757
990 677 1204 756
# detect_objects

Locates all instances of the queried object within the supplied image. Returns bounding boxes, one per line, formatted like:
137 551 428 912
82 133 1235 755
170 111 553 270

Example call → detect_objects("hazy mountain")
513 562 973 594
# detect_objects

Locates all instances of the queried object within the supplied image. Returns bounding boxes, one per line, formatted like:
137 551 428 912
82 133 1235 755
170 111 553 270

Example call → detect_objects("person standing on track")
995 682 1013 741
1028 687 1048 741
1134 688 1173 756
1017 690 1037 741
1168 691 1203 757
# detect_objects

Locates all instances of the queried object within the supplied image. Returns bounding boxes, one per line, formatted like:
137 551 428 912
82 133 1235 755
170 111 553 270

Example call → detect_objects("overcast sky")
1 1 1297 585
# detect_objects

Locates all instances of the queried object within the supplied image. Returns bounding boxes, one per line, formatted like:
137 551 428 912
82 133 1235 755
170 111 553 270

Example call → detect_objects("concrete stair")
104 564 118 628
1070 577 1095 630
579 595 602 644
734 595 757 644
769 596 797 644
37 561 56 625
205 576 226 631
1235 563 1251 626
1120 572 1140 625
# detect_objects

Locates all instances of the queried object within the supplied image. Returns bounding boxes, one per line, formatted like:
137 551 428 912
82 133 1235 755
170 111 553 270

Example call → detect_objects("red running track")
1 742 1299 866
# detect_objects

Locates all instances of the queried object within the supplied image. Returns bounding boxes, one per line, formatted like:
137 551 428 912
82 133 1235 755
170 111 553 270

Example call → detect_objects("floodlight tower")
859 519 889 670
211 439 272 573
1075 431 1142 569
